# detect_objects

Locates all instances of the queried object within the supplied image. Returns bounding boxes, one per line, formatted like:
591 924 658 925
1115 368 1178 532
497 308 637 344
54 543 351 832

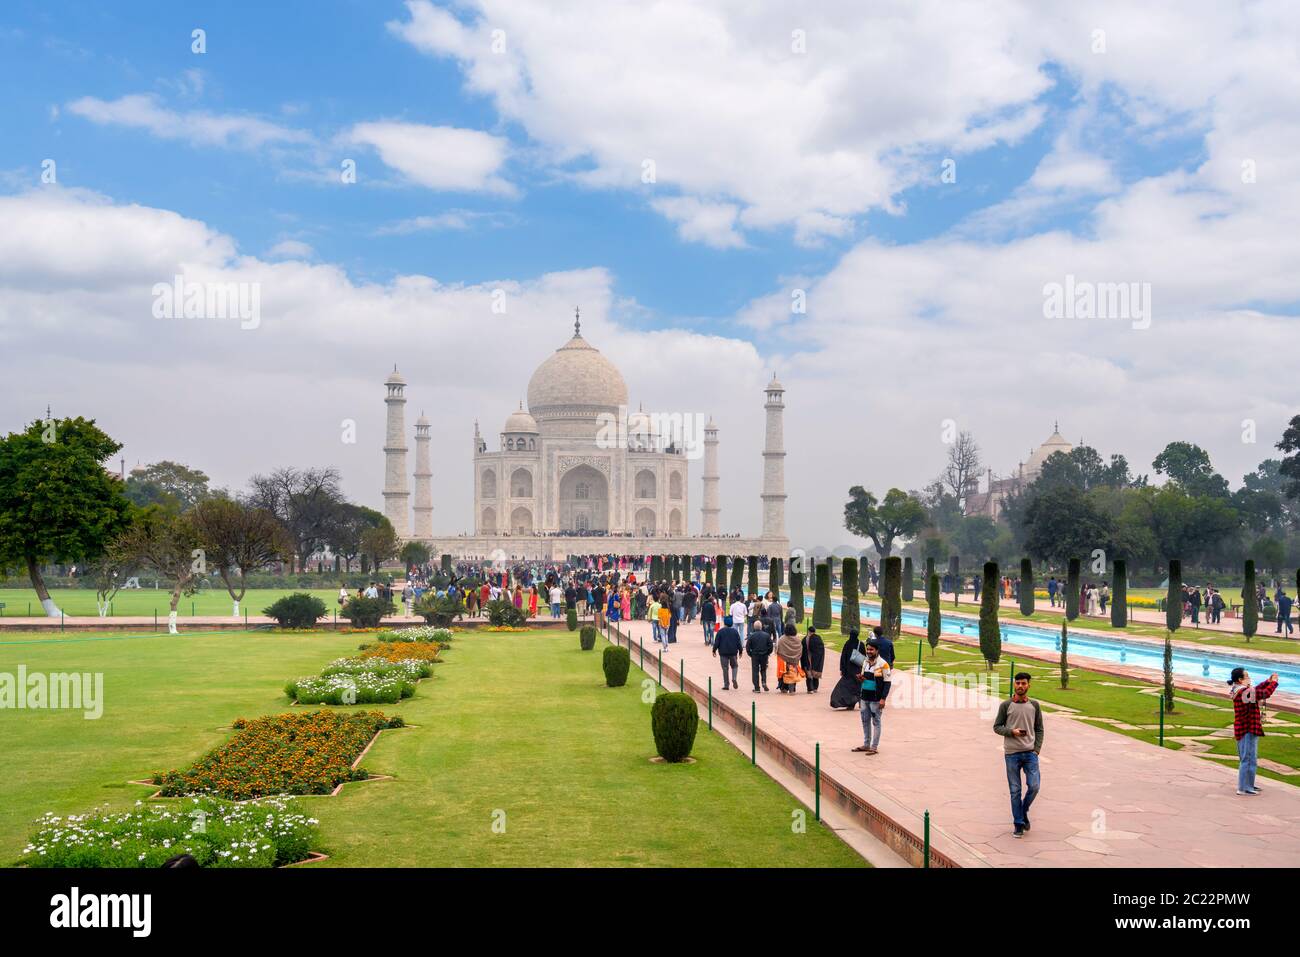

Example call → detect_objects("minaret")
701 417 721 535
760 374 787 539
382 366 410 537
413 412 432 540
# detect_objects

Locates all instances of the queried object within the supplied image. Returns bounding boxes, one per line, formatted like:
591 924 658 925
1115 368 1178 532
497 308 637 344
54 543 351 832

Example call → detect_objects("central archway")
558 464 609 533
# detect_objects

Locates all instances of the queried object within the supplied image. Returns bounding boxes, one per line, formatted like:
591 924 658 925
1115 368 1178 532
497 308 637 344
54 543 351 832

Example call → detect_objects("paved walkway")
615 617 1300 867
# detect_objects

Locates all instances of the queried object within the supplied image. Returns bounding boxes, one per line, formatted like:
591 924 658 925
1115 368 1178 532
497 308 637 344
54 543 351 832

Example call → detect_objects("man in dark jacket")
801 626 825 694
745 620 773 692
713 615 743 690
870 626 895 668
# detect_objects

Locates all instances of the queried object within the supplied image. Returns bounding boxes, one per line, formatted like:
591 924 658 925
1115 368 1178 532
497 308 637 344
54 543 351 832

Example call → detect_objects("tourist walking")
853 639 891 754
730 595 748 642
713 615 743 690
1276 591 1293 636
775 624 805 693
700 588 717 644
993 672 1044 837
1230 667 1278 795
1047 576 1058 607
745 618 773 692
548 583 563 619
802 625 825 694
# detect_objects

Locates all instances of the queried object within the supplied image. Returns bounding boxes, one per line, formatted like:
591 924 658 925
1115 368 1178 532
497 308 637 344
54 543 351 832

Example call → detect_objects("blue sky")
1 1 1295 542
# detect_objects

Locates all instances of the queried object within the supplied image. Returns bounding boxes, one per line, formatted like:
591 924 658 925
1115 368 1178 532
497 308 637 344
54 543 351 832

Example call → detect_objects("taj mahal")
380 311 791 561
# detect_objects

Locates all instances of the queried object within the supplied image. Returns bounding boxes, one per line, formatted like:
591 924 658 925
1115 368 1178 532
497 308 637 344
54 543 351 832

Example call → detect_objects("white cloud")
266 239 314 260
347 121 513 194
650 197 745 249
66 94 309 150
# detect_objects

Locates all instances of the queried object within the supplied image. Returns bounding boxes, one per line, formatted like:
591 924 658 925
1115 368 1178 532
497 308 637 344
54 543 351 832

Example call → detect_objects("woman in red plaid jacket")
1229 667 1279 795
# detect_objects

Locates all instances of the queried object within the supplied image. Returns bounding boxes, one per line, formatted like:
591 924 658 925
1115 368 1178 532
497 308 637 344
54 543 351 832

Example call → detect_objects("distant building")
964 425 1073 521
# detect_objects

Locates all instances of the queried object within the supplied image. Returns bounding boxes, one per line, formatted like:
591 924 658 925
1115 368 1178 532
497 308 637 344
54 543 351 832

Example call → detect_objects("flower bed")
285 656 433 705
20 795 317 868
359 641 442 664
375 625 454 644
153 711 398 800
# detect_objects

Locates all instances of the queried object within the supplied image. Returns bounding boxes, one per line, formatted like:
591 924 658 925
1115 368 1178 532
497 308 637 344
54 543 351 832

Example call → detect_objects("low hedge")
567 607 579 631
580 625 597 650
651 692 699 762
339 595 396 628
486 599 528 627
262 592 327 628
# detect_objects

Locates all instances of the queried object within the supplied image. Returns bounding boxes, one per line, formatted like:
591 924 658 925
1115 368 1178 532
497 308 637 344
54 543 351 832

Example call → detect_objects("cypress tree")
730 556 745 595
926 572 941 650
902 557 914 602
1019 558 1034 617
441 554 452 575
948 556 961 607
813 561 833 629
859 553 871 593
705 561 714 587
1065 558 1081 621
715 554 728 590
1165 559 1181 713
1111 559 1128 627
747 555 759 597
790 570 805 622
979 561 1001 669
1059 621 1069 689
925 556 935 586
682 554 692 582
841 557 861 635
881 557 902 639
768 557 783 594
1242 559 1257 643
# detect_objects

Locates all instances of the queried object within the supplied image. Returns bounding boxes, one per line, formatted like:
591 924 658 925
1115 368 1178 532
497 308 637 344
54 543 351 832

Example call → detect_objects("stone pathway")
615 617 1300 867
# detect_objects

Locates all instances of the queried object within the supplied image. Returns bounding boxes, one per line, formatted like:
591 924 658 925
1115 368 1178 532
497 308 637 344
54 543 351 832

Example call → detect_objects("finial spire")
574 306 581 337
1053 419 1058 433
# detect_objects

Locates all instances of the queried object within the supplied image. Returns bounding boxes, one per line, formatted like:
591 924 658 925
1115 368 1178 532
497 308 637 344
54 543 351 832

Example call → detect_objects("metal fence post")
924 810 931 868
751 701 756 765
679 659 684 692
708 677 713 730
658 649 662 687
815 742 821 822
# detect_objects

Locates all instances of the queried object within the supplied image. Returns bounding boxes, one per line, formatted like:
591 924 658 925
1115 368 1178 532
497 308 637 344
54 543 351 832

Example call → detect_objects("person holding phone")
994 672 1044 837
1229 667 1279 795
852 639 890 754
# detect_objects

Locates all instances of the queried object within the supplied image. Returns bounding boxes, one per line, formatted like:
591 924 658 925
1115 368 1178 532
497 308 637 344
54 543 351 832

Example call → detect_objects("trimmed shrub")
948 556 961 606
339 595 395 629
715 554 728 591
1242 559 1257 641
415 593 462 627
813 561 833 630
730 556 745 594
441 554 452 575
979 561 1001 669
747 555 759 596
1019 558 1034 617
840 557 860 635
603 645 630 687
651 692 699 763
880 557 902 638
769 557 783 592
580 625 597 650
926 572 941 650
566 607 579 631
486 599 528 627
1065 558 1081 621
682 555 692 581
705 562 714 586
860 554 871 593
263 592 327 629
789 570 805 622
902 557 914 602
1111 559 1127 627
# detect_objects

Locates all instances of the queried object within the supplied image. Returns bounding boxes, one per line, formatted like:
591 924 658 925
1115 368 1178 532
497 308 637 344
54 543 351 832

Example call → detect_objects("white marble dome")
503 405 539 433
1024 427 1073 476
526 331 628 413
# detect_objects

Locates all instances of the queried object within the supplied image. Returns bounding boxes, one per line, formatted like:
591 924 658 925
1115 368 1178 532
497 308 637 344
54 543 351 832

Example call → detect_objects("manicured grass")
0 586 343 619
0 628 865 867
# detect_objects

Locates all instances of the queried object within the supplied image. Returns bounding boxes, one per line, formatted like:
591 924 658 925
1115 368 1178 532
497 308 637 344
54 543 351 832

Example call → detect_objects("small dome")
504 406 539 433
386 366 405 385
766 373 784 392
1025 427 1073 476
416 413 430 427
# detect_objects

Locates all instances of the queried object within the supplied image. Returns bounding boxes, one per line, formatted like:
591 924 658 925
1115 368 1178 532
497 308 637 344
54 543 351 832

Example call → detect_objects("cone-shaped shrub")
1111 559 1127 627
580 625 597 650
441 554 452 575
1019 558 1034 617
650 555 662 581
881 557 902 638
1059 621 1069 689
602 645 630 687
813 561 833 629
926 572 941 650
1166 559 1182 633
705 562 714 587
949 556 961 606
841 557 861 635
1163 633 1175 713
567 607 579 631
860 554 871 592
682 555 691 582
1066 558 1080 621
789 570 805 622
730 556 745 594
902 557 915 602
1242 559 1257 642
715 555 728 590
651 692 699 762
769 557 783 594
747 555 759 596
979 561 1001 669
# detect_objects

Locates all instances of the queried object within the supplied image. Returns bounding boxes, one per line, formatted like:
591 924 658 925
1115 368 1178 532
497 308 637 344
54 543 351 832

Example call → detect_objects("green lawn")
0 587 343 619
0 628 865 867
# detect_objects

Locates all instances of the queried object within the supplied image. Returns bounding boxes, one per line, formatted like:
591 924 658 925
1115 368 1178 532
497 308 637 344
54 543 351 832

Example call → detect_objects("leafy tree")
1036 446 1135 492
1252 536 1285 576
925 572 941 650
111 507 202 634
841 557 860 635
245 466 344 572
124 460 213 512
400 541 431 569
813 561 832 630
0 416 132 616
82 552 136 617
1019 558 1034 617
361 518 398 574
1023 486 1116 566
940 431 982 511
190 498 288 616
1152 441 1230 499
844 486 928 558
978 561 1000 670
1278 415 1300 500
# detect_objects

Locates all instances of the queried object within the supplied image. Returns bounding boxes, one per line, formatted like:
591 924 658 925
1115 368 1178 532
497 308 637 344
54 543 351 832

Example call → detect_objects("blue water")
778 591 1300 694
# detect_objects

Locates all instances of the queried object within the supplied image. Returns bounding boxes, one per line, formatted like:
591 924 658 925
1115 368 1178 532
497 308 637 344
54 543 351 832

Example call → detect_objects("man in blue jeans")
993 672 1044 838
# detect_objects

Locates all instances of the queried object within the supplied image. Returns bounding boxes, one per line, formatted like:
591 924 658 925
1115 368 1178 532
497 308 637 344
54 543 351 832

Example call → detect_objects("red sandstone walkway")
613 617 1300 868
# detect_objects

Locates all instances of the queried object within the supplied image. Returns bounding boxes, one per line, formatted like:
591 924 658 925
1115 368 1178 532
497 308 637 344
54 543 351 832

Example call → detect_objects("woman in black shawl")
830 627 863 710
801 625 825 694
